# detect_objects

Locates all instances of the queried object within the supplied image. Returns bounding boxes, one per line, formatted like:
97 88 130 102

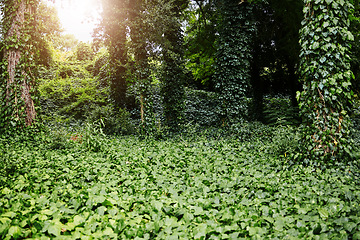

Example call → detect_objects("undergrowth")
0 124 360 239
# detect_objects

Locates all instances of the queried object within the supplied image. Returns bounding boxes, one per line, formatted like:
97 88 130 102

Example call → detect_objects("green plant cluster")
39 76 107 120
184 88 222 127
298 0 354 161
0 129 359 239
37 47 115 124
214 0 255 124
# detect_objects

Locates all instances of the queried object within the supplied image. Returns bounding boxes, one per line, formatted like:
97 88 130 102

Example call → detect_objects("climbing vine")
0 0 41 132
161 0 188 130
298 0 354 162
214 0 255 124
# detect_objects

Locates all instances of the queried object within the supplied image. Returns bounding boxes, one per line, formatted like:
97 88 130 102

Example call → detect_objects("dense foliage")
1 0 360 238
298 0 354 162
214 0 254 124
1 126 360 239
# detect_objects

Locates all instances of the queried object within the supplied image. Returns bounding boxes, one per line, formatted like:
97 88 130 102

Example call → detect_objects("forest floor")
1 129 360 239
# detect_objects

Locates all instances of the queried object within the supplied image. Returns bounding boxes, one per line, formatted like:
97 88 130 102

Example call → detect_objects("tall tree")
298 0 354 161
214 0 255 124
0 0 40 129
349 0 360 95
128 0 153 127
161 0 189 129
96 0 130 110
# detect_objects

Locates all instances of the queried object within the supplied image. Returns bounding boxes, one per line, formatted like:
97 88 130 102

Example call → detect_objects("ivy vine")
0 0 40 133
160 0 187 130
214 0 255 124
298 0 354 162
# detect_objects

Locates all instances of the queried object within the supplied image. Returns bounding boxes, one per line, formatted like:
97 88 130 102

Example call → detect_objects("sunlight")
50 0 101 42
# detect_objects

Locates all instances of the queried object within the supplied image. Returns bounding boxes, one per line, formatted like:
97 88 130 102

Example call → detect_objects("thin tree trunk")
140 94 145 124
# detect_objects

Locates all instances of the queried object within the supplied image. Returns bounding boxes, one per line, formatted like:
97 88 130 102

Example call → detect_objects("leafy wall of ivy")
214 0 255 124
298 0 354 162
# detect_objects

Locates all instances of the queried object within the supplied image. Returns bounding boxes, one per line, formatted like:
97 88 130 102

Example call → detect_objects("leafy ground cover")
0 130 360 239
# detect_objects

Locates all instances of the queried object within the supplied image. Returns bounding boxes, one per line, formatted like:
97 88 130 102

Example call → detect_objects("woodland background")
0 0 360 239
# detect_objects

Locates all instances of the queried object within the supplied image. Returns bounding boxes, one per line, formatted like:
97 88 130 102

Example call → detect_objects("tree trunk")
161 0 187 129
298 0 353 160
4 1 36 126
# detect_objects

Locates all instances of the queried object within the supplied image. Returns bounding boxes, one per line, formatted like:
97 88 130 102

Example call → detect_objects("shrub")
269 125 300 157
229 121 273 142
75 42 94 61
184 88 222 127
39 77 108 120
55 62 92 79
86 105 135 135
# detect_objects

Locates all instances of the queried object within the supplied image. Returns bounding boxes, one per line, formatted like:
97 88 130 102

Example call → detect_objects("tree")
349 0 360 95
298 0 354 161
96 0 131 110
161 0 189 129
214 0 255 124
127 0 153 127
0 0 40 129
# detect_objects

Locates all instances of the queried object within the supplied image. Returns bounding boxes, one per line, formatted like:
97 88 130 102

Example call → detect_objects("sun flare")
50 0 101 42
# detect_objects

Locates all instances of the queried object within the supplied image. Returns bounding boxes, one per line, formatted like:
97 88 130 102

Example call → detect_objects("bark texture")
5 1 36 126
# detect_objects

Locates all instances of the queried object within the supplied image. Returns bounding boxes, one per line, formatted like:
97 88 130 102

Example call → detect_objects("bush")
86 105 135 135
39 77 108 120
184 88 222 127
55 62 92 79
269 125 300 157
75 42 94 61
229 121 274 142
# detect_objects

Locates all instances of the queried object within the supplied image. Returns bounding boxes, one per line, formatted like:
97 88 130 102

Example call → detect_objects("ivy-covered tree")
96 0 131 110
127 0 157 132
161 0 189 129
298 0 354 161
0 0 40 130
349 0 360 95
214 0 255 124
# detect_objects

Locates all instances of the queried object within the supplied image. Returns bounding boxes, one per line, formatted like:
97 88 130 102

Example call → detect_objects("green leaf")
313 42 320 49
318 208 329 220
325 0 333 5
274 217 285 231
48 223 61 237
344 222 357 233
152 201 163 212
73 215 85 226
1 188 11 195
193 223 207 239
1 212 16 218
7 225 21 238
40 209 53 215
347 31 354 41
